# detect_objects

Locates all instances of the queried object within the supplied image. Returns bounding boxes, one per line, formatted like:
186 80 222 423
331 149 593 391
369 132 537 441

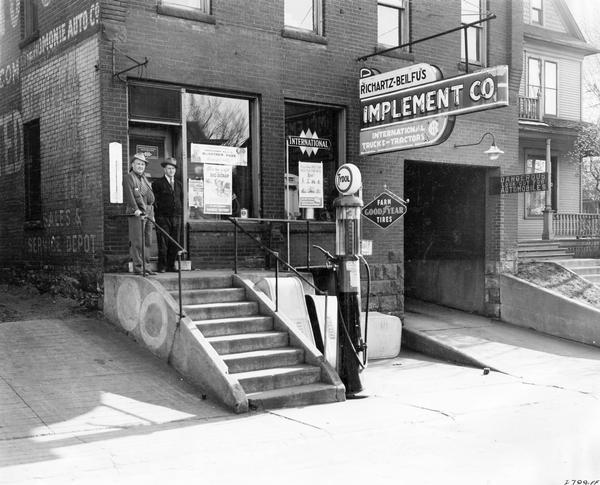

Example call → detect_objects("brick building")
0 0 528 317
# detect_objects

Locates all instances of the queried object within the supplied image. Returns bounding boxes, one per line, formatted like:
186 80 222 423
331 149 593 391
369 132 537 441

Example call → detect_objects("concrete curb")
401 326 500 372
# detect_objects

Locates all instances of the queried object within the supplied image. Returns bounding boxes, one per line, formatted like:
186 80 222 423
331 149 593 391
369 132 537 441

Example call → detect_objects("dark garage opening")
404 161 487 313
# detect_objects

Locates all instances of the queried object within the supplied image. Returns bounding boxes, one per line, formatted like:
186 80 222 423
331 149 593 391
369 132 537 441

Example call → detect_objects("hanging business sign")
359 64 509 155
489 172 549 195
360 63 454 155
362 191 408 229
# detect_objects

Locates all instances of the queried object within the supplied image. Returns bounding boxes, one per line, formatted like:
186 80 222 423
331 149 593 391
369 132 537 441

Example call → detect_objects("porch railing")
554 212 600 238
518 95 542 121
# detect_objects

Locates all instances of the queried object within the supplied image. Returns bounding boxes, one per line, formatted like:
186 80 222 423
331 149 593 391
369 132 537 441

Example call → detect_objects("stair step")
568 266 600 275
222 348 305 373
246 383 341 410
207 331 289 355
519 251 573 260
583 275 600 283
158 274 233 291
171 288 246 305
184 301 258 320
196 316 273 337
234 364 321 393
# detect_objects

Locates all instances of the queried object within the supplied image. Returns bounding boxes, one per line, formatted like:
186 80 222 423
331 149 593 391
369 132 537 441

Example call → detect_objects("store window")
377 0 410 51
24 119 41 223
285 102 343 222
129 84 256 224
530 0 543 25
460 0 486 66
284 0 323 35
185 93 252 220
525 155 556 218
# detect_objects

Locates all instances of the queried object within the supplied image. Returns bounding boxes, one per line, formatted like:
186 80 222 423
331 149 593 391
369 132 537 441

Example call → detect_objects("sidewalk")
403 298 600 395
1 298 600 484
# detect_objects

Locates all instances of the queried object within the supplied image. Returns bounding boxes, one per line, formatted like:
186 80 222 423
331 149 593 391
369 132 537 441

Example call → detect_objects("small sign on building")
362 191 408 229
489 172 548 195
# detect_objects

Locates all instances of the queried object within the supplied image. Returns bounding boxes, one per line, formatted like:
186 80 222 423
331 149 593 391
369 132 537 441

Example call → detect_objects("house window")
544 61 557 116
527 57 557 116
285 102 344 221
531 0 543 25
24 120 42 223
525 155 557 218
527 57 542 98
284 0 323 35
160 0 210 13
377 0 410 50
185 93 253 220
460 0 486 66
21 0 38 40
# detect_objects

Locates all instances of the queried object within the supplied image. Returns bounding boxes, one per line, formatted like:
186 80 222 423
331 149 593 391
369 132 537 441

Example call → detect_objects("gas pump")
309 163 366 397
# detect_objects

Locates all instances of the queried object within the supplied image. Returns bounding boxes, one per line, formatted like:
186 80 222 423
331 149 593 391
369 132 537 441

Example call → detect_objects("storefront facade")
0 0 525 317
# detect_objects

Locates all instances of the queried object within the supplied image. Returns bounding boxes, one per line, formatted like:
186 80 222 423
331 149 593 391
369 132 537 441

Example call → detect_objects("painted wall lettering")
0 110 23 175
0 2 100 87
27 233 97 255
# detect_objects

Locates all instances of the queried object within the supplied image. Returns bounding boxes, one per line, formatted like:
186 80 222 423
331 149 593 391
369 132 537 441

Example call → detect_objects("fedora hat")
161 157 177 168
131 152 148 164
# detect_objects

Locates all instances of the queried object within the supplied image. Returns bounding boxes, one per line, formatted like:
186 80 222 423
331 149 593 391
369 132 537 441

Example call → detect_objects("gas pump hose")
358 255 371 366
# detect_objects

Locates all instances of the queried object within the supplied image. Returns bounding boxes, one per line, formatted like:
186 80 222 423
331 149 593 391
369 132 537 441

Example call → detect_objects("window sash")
24 120 42 222
531 0 543 24
544 61 557 115
161 0 210 13
21 0 38 39
527 57 542 98
284 0 323 35
377 0 409 49
460 0 486 65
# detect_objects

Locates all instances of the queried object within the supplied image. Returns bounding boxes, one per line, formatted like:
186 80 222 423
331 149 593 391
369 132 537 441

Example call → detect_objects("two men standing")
124 153 183 275
152 157 183 273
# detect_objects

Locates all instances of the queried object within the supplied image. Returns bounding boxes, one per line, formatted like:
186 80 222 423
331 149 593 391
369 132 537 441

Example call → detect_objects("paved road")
1 305 599 484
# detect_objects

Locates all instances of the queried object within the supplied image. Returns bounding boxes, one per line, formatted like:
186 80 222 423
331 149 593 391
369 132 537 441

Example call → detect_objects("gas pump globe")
333 164 365 397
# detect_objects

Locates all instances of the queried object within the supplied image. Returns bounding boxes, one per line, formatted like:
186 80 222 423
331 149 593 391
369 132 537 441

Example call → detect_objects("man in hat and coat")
124 153 156 275
152 157 184 272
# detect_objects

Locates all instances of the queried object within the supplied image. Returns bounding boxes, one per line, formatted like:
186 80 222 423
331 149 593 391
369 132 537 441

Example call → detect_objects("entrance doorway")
404 161 487 313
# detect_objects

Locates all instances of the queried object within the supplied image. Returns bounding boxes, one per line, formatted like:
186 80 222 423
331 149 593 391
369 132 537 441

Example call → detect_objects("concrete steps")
517 240 574 262
553 258 600 285
174 276 340 410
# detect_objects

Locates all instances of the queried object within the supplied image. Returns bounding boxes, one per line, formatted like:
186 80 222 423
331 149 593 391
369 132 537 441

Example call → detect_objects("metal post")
275 254 279 313
463 25 469 73
306 220 310 269
140 217 146 277
234 221 238 274
542 138 554 240
177 252 183 320
285 138 291 265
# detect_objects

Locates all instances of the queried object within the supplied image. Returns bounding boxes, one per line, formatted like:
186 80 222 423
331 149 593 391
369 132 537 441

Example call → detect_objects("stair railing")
140 216 187 322
228 217 330 348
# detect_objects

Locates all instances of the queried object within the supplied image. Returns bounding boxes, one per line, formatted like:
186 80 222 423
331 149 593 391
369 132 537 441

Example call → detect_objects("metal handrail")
228 217 330 345
140 216 187 322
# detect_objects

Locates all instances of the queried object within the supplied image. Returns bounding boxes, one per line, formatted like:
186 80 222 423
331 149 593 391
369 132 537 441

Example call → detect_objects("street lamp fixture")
454 132 504 161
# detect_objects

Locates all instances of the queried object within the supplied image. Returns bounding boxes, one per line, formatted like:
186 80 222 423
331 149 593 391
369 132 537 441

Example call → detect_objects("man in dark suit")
152 157 184 272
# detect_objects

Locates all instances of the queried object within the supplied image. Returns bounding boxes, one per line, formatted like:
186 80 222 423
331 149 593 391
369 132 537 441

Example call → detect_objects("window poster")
190 143 247 166
203 164 233 214
298 162 324 208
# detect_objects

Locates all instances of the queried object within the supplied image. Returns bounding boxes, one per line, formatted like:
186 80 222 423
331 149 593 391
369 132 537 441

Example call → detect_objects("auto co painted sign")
359 64 509 155
362 191 407 229
489 172 548 195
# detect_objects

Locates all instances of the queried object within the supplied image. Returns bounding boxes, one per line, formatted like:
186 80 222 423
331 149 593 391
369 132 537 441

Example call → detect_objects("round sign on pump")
335 164 362 195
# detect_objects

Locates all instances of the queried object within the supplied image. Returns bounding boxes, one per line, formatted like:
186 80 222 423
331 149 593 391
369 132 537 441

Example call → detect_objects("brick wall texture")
0 0 524 315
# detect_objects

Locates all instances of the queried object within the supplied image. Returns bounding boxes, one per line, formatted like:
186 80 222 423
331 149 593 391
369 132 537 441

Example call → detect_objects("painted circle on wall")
139 292 168 350
116 279 141 332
